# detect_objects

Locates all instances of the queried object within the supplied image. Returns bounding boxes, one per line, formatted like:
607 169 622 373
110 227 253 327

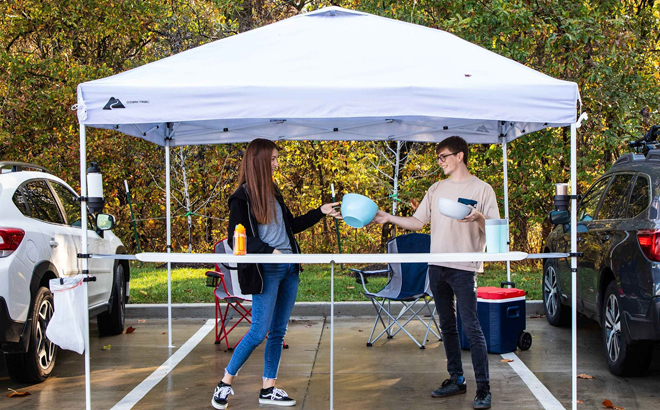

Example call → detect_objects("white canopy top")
76 6 580 146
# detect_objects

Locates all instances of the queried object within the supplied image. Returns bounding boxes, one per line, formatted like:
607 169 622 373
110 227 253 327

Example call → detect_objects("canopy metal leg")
330 261 334 410
80 124 92 410
503 141 511 283
165 139 173 348
570 123 578 410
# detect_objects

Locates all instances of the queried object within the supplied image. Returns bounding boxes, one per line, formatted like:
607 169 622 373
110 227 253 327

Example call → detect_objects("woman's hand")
321 202 343 219
272 249 282 254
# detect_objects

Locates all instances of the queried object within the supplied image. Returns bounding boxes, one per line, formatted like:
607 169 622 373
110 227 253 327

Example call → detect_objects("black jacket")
227 184 325 294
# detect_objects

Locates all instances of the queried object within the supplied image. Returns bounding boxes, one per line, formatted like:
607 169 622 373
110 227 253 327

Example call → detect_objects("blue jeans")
225 263 299 379
428 265 489 387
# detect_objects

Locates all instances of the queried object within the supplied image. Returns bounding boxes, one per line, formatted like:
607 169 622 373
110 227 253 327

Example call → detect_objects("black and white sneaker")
212 381 234 409
258 387 296 406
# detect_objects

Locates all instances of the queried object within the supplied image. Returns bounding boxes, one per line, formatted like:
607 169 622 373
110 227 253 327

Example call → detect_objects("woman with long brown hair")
212 138 341 409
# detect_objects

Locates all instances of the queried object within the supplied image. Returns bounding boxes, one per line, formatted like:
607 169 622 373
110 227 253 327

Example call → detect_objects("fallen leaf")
102 345 111 351
183 289 192 293
137 319 146 323
162 332 167 335
602 399 625 410
6 388 30 398
501 358 514 363
358 329 363 332
577 374 594 379
577 400 583 404
346 286 355 290
138 290 148 296
530 314 546 319
305 325 312 328
125 326 136 334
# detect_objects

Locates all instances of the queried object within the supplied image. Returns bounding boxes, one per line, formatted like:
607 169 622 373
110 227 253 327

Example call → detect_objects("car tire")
543 258 570 327
4 286 57 383
97 262 126 336
602 280 653 376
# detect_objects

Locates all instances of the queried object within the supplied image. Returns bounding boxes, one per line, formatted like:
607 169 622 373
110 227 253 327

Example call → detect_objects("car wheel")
602 280 653 376
97 262 126 336
543 258 570 326
4 286 57 383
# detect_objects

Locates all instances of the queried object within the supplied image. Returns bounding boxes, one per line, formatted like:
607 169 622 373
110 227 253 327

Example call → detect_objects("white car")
0 162 129 383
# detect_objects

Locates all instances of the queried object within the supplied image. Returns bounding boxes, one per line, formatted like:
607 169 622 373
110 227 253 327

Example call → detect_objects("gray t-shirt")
257 199 293 254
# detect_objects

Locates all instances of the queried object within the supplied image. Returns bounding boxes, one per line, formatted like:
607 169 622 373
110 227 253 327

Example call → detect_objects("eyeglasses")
436 152 459 162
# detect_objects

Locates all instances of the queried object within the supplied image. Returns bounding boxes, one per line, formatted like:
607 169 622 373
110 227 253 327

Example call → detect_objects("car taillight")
638 229 660 262
0 228 25 257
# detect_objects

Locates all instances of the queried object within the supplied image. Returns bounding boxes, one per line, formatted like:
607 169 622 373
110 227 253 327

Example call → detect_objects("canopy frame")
74 6 584 410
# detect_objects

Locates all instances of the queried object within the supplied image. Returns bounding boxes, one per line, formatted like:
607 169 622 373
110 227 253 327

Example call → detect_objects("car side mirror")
549 210 570 225
96 214 115 231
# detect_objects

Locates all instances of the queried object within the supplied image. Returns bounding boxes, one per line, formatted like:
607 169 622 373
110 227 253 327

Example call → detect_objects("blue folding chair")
352 233 441 349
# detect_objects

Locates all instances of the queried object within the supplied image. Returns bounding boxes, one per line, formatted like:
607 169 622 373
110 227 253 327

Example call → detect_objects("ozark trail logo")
103 97 126 110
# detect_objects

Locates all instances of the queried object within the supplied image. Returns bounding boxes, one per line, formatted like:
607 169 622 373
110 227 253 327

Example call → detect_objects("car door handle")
49 239 59 248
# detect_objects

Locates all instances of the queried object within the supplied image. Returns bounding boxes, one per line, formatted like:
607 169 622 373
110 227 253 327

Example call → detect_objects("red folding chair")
205 239 252 350
205 239 288 351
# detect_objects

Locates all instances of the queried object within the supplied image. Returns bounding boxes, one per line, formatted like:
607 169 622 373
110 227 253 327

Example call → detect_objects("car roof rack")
612 149 660 168
0 162 51 174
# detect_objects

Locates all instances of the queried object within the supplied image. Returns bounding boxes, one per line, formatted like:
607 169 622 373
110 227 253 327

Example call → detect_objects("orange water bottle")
233 224 246 255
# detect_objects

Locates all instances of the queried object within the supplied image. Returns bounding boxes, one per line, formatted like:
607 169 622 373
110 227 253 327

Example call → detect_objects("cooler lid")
477 286 526 299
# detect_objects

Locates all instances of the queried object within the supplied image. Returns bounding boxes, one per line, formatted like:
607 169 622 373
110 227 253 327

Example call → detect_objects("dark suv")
542 147 659 376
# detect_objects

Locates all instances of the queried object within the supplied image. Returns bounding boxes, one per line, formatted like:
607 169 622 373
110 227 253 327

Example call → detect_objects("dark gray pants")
428 265 489 386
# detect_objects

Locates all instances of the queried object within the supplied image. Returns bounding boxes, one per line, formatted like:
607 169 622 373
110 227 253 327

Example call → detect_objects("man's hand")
273 249 282 254
459 207 487 232
372 210 391 224
458 207 484 224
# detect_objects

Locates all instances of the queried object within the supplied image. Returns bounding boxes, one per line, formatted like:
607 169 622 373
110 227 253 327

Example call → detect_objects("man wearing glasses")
373 136 499 409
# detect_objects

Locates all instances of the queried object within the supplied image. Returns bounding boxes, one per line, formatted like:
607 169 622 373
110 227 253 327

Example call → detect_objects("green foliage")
1 0 659 259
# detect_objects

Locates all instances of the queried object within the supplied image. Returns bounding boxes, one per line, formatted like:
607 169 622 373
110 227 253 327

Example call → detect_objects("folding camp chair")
205 239 288 351
351 233 441 349
205 239 253 351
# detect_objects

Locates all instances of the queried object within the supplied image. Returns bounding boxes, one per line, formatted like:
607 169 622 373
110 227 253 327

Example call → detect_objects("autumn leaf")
602 399 625 409
125 326 136 334
102 345 111 351
347 286 355 290
6 388 30 398
137 319 146 323
577 374 594 379
501 358 514 363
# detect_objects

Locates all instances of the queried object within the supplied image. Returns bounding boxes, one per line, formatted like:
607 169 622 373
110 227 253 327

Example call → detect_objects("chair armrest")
349 268 390 275
205 270 224 288
205 271 224 279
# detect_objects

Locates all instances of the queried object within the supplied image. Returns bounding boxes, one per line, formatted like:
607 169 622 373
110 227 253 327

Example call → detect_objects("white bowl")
437 197 472 219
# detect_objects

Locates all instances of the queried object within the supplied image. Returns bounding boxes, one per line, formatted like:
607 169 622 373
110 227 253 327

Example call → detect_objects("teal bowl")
341 193 378 228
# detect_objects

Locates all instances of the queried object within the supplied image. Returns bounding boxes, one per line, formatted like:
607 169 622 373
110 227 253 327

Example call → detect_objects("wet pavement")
1 314 659 409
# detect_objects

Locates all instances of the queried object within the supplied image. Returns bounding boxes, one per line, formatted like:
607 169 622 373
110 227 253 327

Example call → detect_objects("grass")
127 262 542 304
